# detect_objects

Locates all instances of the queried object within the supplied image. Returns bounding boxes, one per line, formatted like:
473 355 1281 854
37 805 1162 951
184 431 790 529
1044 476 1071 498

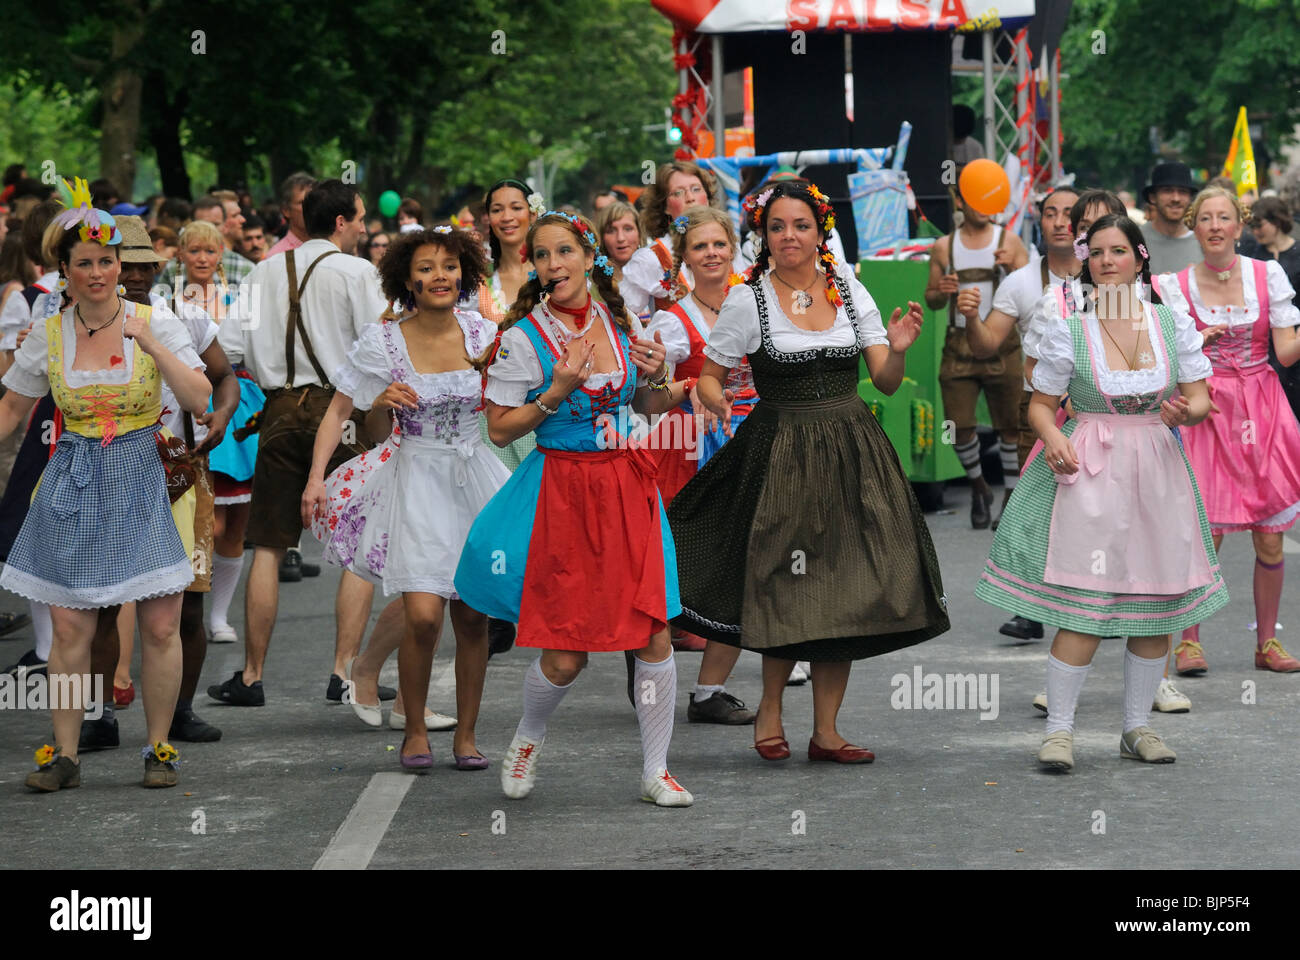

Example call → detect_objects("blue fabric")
698 410 749 469
0 425 191 605
206 374 264 481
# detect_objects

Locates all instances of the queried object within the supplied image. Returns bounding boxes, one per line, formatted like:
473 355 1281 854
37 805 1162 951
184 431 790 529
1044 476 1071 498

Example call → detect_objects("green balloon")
378 190 400 217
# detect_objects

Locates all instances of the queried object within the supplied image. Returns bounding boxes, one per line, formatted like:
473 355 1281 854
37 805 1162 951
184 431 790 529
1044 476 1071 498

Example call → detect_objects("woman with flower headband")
594 200 643 292
668 180 949 764
645 205 758 722
977 213 1228 771
454 210 698 806
0 178 211 791
1154 186 1300 676
621 161 724 319
303 226 508 771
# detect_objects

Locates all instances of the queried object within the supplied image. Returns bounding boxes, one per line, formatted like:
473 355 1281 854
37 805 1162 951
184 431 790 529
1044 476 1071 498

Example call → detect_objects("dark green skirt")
667 394 950 661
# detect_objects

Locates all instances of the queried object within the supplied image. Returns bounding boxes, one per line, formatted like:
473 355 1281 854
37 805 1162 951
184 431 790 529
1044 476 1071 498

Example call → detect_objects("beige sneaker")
1152 677 1191 713
1032 692 1047 714
1037 731 1073 770
1120 726 1176 763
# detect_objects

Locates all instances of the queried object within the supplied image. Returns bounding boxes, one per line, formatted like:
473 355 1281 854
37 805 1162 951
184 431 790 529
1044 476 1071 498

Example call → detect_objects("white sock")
515 658 573 740
209 553 246 631
1045 653 1090 735
1000 442 1018 490
634 654 677 781
1123 648 1166 732
693 683 725 702
955 437 983 480
31 601 51 661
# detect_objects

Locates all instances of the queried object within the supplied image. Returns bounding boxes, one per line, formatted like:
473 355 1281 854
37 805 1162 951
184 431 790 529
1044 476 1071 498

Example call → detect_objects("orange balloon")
958 159 1010 215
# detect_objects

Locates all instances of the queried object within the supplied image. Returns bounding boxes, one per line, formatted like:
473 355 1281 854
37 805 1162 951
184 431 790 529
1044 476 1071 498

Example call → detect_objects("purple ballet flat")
400 737 433 772
454 753 489 771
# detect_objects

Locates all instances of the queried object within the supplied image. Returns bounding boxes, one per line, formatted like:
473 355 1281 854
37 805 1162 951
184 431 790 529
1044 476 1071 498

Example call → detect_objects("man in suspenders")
211 179 387 706
963 187 1079 640
925 192 1030 529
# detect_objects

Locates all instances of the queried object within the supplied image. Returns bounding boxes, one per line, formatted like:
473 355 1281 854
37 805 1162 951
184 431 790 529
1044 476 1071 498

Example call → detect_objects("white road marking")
314 773 414 870
1284 535 1300 555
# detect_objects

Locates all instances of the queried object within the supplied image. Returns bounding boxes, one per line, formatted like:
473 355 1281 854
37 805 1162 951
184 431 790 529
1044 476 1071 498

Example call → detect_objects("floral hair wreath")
54 176 120 246
541 209 599 250
593 253 614 277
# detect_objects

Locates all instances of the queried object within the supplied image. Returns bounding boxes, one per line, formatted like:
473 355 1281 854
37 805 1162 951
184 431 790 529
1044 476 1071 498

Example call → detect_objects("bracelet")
682 377 698 395
534 396 557 416
648 365 670 388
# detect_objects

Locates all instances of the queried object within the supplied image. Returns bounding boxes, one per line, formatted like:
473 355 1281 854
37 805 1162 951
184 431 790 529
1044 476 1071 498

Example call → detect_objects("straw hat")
115 215 168 263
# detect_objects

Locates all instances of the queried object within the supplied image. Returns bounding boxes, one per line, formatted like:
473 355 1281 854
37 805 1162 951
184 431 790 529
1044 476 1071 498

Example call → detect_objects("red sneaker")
1173 640 1208 676
670 630 707 652
1255 638 1300 673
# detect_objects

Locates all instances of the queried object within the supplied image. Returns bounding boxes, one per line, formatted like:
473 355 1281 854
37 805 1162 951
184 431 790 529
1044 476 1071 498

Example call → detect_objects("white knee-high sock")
1045 653 1090 735
1123 648 1166 732
515 658 573 740
955 437 983 480
1000 442 1019 490
208 553 246 631
634 654 677 780
31 601 51 661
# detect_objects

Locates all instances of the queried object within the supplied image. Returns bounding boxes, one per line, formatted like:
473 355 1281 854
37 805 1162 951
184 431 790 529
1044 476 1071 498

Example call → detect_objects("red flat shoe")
754 735 790 761
114 682 135 709
808 739 874 764
670 630 708 652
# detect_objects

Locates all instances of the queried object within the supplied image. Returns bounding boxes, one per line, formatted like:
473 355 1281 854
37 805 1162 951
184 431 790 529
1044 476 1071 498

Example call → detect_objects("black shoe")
327 674 396 703
279 549 304 582
998 616 1044 640
78 716 120 751
488 618 516 658
301 560 321 577
0 610 31 638
207 670 265 706
688 691 756 724
971 489 994 529
169 708 223 742
625 650 636 708
4 648 46 678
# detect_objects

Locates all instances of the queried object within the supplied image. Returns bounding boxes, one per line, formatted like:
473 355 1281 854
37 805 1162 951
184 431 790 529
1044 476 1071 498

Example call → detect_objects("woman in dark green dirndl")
668 181 950 765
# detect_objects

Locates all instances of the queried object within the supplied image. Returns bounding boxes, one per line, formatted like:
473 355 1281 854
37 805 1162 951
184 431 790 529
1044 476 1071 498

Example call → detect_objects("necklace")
692 290 723 316
772 270 816 310
1207 255 1238 282
1098 316 1144 370
76 300 122 338
541 296 595 344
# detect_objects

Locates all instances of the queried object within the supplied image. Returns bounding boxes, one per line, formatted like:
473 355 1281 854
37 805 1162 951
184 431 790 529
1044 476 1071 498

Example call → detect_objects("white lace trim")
0 560 194 610
380 576 458 599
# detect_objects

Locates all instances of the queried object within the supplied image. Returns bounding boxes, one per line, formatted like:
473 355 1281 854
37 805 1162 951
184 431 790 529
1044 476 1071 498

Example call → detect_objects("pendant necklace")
76 300 122 338
773 271 816 311
1210 256 1238 282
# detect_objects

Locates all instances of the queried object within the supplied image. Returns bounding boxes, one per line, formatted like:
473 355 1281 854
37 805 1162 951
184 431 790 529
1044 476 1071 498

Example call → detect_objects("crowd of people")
0 149 1297 799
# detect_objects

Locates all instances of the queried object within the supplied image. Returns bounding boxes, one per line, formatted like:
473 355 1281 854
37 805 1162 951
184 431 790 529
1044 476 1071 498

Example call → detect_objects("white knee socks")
209 553 245 632
1000 442 1018 490
31 600 51 661
1123 648 1166 733
955 437 983 480
634 654 677 780
515 658 573 740
1044 653 1090 735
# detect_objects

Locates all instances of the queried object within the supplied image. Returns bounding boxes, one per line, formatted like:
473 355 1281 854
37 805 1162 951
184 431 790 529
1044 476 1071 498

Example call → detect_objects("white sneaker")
209 624 237 644
1032 692 1047 714
501 735 543 799
787 662 809 686
1152 677 1191 713
389 709 457 731
343 659 382 727
640 769 694 807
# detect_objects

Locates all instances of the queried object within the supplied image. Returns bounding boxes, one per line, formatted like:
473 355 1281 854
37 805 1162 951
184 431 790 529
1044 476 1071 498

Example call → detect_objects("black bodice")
746 274 865 402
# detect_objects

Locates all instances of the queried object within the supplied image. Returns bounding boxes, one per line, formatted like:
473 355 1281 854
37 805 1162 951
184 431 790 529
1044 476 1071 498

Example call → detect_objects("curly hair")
376 226 492 370
484 178 534 269
1184 185 1246 230
639 161 722 241
502 212 631 334
1078 214 1152 291
668 207 738 303
744 180 835 292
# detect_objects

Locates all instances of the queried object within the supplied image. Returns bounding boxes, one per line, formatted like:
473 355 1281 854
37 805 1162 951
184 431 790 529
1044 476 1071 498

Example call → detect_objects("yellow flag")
1220 106 1257 196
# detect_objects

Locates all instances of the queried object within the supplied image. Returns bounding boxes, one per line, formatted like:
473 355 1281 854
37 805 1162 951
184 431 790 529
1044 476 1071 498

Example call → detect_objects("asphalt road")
2 488 1298 870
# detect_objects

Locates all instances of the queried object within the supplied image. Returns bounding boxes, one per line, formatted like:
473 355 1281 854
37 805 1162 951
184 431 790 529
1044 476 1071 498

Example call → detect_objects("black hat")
1143 162 1199 203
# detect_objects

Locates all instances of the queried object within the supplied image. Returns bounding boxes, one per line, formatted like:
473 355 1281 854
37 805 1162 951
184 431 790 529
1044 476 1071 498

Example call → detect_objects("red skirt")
649 406 700 506
517 447 677 651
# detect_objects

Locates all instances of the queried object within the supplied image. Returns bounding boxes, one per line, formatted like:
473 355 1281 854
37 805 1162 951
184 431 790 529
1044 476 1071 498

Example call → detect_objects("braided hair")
742 180 841 305
502 212 633 334
668 207 738 303
640 161 722 240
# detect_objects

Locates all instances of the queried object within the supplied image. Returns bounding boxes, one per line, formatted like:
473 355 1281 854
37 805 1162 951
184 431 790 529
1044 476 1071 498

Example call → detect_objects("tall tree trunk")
101 11 146 197
143 71 191 199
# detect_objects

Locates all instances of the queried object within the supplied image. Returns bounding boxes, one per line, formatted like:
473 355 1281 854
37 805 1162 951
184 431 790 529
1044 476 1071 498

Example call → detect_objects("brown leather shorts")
938 326 1024 433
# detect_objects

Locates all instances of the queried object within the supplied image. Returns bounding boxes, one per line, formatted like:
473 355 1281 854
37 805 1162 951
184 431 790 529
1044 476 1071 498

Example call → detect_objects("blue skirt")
206 374 264 481
0 425 193 608
697 410 750 469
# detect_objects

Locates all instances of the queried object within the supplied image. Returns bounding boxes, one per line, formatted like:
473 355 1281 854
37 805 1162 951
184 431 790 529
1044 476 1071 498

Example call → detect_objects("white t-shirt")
1031 297 1211 397
153 294 220 444
991 260 1080 389
704 271 888 368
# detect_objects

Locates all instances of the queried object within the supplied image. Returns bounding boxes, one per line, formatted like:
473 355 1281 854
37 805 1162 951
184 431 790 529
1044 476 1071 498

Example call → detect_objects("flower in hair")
824 212 836 232
433 225 453 234
527 269 537 282
1138 243 1149 261
54 176 120 246
520 245 529 263
808 185 829 203
1072 234 1089 262
594 253 614 277
820 248 843 307
727 272 745 287
672 214 690 235
528 192 546 216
